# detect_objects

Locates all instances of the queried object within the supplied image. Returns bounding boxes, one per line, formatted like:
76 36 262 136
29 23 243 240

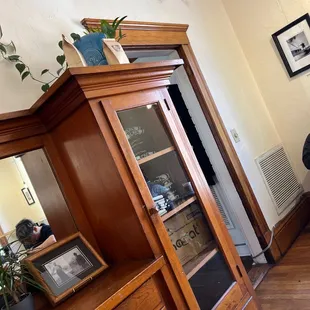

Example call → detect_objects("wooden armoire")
1 60 259 309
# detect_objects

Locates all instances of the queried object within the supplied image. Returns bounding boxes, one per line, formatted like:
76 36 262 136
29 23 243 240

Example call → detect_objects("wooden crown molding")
37 59 181 104
1 60 183 132
0 115 46 144
81 19 189 46
81 18 189 33
72 59 183 98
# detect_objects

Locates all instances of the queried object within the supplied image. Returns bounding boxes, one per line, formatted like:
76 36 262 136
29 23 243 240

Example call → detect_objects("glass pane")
118 105 172 161
118 103 235 309
140 151 194 214
165 202 212 266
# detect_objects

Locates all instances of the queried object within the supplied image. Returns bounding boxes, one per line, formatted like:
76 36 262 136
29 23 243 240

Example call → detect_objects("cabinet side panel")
50 103 153 262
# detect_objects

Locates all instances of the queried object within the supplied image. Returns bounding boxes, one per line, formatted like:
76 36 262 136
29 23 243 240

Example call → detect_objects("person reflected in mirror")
15 219 56 253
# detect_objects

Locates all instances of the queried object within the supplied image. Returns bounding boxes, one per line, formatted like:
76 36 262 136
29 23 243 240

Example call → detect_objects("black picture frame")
272 13 310 77
21 187 35 205
25 233 108 305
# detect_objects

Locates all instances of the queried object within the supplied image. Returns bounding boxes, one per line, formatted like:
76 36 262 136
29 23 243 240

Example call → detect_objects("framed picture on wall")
24 233 108 306
272 13 310 77
21 187 35 205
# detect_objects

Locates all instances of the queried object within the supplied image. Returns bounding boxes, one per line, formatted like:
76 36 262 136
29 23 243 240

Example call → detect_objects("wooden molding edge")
81 18 189 46
274 192 310 255
81 18 189 32
0 60 183 133
0 115 46 144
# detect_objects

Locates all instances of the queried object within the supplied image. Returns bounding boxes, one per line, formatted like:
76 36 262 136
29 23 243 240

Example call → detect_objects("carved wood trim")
0 115 46 144
81 19 189 32
81 19 189 46
35 60 182 130
0 135 45 159
36 79 87 131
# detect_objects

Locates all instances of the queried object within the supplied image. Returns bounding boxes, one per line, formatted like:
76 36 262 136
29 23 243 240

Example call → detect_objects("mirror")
0 148 77 259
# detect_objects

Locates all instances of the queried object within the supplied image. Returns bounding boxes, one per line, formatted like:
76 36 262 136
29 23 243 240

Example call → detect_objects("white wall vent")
210 185 234 230
256 145 303 215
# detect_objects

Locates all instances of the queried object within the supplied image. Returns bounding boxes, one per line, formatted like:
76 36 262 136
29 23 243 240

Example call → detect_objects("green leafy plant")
0 241 43 309
88 16 127 41
0 25 69 93
0 16 127 93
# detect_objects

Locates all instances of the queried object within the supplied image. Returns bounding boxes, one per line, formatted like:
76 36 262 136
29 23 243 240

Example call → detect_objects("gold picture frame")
24 232 108 306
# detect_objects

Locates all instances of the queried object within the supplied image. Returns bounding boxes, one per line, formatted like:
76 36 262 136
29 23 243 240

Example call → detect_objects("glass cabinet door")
116 102 247 309
102 97 251 309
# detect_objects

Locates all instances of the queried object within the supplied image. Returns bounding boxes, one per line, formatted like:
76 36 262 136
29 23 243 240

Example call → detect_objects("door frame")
81 18 280 262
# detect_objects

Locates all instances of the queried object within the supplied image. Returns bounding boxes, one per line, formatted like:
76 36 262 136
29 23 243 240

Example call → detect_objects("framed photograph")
21 187 35 205
272 14 310 77
25 233 108 305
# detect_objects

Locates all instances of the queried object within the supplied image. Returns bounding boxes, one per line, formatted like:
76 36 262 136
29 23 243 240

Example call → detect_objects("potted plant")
72 16 129 65
0 242 43 310
0 15 129 93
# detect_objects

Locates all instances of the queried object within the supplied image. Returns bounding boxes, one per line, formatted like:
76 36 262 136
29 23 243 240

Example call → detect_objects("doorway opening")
127 49 270 286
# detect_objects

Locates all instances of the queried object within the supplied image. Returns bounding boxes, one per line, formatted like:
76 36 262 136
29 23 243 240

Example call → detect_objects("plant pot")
103 38 129 65
1 293 34 310
73 33 108 66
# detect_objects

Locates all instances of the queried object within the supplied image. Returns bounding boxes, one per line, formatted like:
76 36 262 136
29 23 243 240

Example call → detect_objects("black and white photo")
44 247 92 288
287 31 310 61
272 14 310 77
25 233 108 305
21 187 35 205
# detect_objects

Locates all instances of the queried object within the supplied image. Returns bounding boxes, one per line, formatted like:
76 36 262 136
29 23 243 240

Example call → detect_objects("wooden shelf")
137 146 175 165
162 196 197 222
34 257 164 310
183 241 218 280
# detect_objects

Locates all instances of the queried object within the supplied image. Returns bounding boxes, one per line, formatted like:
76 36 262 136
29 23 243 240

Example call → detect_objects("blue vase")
74 33 108 66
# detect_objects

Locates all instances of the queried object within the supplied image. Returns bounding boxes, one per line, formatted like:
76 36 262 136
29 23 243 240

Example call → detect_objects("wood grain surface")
257 221 310 309
34 258 164 310
50 103 154 262
115 278 163 310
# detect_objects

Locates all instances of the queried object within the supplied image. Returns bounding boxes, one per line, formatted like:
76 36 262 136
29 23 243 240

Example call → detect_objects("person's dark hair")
15 219 35 242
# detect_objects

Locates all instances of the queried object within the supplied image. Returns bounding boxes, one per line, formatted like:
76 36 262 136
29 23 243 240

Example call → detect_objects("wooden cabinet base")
35 258 167 310
115 278 164 310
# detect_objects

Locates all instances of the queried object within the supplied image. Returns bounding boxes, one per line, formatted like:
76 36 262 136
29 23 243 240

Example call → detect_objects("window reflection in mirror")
0 149 70 261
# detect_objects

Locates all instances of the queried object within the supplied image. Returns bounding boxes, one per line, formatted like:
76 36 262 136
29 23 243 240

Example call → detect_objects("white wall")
222 0 310 193
0 0 283 227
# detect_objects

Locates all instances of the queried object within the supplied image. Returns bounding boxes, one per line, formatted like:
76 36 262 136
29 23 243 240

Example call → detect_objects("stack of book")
153 195 169 216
